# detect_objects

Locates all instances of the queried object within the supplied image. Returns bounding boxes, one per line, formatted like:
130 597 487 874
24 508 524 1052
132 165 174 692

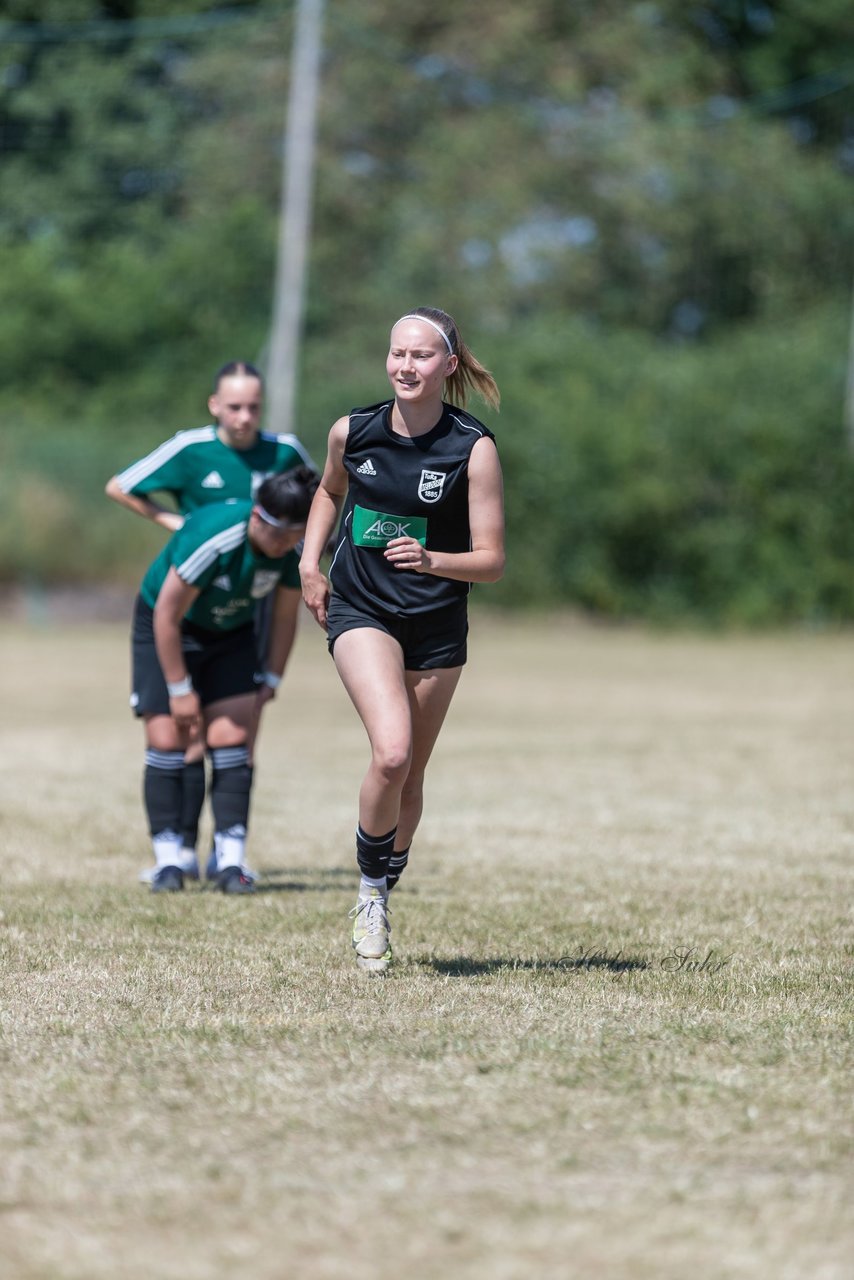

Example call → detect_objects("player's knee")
145 717 183 753
371 741 412 787
205 727 249 752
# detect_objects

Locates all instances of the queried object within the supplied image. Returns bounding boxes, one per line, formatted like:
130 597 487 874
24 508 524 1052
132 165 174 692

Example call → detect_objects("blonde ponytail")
400 307 500 411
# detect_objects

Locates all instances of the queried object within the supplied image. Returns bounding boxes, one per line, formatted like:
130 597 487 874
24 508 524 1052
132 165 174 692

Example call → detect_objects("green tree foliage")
0 0 852 621
491 302 854 623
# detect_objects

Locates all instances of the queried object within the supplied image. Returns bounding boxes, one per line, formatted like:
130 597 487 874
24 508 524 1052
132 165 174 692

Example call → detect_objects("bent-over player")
107 360 314 880
130 467 317 893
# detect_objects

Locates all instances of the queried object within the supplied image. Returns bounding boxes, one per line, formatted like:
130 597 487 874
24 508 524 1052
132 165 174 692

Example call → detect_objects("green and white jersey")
139 501 300 632
115 426 314 514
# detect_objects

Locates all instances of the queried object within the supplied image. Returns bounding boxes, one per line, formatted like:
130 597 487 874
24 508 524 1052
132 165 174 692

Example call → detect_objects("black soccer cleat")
150 865 184 893
217 866 255 895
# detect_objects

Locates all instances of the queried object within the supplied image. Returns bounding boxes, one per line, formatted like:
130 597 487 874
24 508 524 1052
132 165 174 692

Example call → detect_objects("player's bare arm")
153 568 202 729
105 476 184 532
259 586 302 702
384 436 505 583
299 416 349 628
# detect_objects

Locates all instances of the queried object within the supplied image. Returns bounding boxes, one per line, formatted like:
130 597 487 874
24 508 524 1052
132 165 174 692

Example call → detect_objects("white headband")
255 503 291 530
393 313 454 356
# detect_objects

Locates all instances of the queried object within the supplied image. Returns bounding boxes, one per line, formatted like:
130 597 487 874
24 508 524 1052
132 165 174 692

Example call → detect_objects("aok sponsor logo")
352 504 427 547
211 597 251 621
364 518 414 541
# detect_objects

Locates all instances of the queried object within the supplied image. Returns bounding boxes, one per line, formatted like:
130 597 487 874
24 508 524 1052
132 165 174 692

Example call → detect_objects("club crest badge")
418 469 446 504
251 570 281 598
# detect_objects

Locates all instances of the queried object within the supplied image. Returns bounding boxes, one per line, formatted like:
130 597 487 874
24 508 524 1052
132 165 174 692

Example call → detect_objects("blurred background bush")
1 0 852 623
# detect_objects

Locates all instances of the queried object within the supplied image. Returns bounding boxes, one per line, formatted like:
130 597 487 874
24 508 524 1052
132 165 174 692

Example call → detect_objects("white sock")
179 847 198 871
152 830 183 869
359 874 387 899
217 824 247 870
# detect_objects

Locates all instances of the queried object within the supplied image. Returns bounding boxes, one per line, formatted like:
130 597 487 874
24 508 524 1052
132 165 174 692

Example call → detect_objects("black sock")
210 746 253 834
143 748 184 837
386 845 410 892
180 759 206 851
355 825 396 881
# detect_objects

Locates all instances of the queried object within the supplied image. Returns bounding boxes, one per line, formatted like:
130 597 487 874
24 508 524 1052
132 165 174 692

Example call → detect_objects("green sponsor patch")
352 505 428 548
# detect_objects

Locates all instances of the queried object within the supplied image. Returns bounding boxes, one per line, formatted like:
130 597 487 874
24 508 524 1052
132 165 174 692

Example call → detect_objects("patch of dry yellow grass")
0 614 851 1279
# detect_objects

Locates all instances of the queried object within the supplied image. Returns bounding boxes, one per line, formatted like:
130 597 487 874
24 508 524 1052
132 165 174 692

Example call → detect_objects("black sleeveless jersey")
328 399 496 617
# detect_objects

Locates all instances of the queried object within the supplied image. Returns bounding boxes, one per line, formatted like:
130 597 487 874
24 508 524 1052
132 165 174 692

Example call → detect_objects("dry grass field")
1 610 851 1280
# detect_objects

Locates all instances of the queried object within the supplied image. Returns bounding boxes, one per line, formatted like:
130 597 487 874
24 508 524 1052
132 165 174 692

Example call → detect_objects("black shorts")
130 596 259 718
326 595 468 671
253 593 276 670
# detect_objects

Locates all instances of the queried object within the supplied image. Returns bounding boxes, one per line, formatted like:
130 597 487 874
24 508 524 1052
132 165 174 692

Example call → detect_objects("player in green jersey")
106 360 314 527
299 308 504 972
106 361 314 880
131 467 318 894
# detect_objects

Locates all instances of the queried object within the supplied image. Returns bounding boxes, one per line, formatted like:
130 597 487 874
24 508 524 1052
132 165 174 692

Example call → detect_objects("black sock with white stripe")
355 824 396 894
143 748 184 867
210 746 253 869
180 759 206 853
386 845 410 892
144 748 183 834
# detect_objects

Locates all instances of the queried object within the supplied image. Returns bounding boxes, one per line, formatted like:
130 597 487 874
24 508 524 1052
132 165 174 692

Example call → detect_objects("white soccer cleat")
349 889 392 973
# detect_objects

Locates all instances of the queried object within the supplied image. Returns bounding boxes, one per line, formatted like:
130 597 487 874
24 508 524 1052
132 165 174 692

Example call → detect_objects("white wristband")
166 676 193 697
261 671 282 690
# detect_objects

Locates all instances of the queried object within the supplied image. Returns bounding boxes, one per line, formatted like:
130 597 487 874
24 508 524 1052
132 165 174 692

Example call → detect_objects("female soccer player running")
299 308 505 971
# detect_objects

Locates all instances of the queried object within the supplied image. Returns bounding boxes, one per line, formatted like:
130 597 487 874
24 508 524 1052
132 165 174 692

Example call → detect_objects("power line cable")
0 6 271 44
1 6 850 120
745 67 854 114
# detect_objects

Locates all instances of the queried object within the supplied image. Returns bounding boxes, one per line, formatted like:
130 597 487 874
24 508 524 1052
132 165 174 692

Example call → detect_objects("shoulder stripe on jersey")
177 521 246 582
258 432 315 467
117 427 218 491
449 413 485 437
349 401 392 421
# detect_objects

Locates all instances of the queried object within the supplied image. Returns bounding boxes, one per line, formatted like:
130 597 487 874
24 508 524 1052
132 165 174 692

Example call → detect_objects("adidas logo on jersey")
356 459 377 476
213 574 232 591
201 470 226 488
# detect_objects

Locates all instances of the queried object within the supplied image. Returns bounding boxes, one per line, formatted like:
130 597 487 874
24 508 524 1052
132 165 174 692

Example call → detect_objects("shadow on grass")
419 953 649 977
254 866 355 894
254 870 423 896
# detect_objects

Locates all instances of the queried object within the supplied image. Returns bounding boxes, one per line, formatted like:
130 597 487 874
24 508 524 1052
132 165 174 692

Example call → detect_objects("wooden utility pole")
266 0 325 435
846 277 854 454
